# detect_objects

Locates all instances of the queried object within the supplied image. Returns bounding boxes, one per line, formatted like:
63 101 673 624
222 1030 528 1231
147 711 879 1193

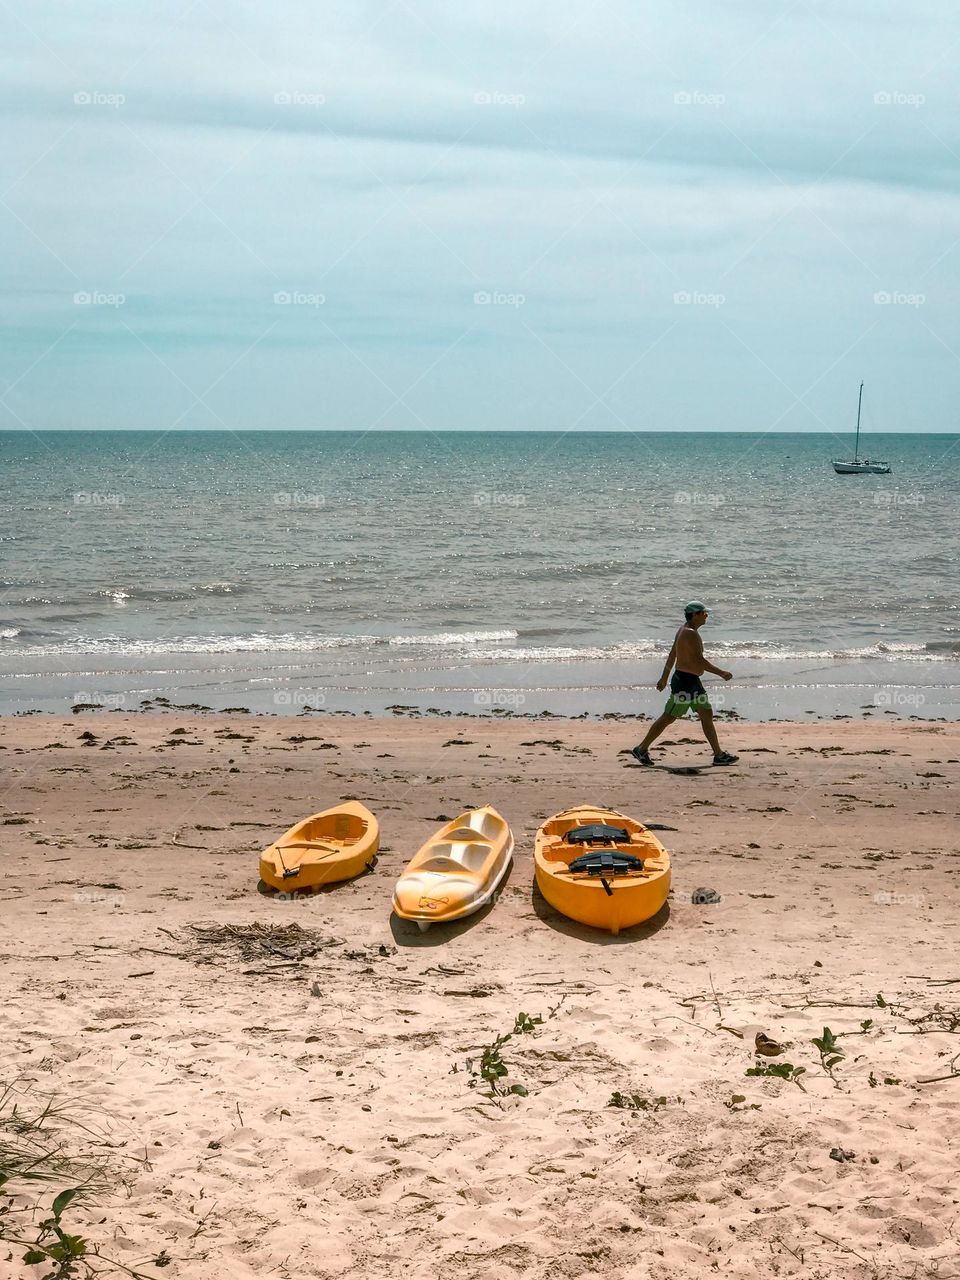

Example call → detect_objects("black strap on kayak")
567 823 630 846
568 850 645 876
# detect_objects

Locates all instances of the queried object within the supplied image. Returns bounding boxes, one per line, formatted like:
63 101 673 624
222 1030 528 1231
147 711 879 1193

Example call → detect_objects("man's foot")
712 751 739 766
630 746 654 767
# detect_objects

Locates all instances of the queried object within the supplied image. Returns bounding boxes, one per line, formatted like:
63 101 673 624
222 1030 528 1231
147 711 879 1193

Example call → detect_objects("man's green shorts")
664 671 711 718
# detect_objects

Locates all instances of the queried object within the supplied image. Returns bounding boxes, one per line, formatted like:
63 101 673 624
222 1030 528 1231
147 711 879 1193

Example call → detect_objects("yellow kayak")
392 806 513 930
534 804 670 935
259 800 379 892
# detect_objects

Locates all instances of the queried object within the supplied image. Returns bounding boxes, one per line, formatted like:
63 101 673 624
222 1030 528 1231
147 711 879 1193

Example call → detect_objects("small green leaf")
61 1232 87 1257
22 1249 48 1265
51 1188 80 1219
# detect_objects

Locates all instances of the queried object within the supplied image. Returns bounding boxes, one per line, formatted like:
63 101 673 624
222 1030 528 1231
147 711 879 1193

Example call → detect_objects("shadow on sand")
531 881 670 943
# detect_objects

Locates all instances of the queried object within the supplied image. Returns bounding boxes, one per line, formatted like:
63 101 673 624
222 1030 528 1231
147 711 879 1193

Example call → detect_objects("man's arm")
656 637 677 691
695 632 732 680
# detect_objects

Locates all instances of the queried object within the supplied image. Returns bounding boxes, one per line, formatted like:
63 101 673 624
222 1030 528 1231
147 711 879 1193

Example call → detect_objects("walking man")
631 602 739 767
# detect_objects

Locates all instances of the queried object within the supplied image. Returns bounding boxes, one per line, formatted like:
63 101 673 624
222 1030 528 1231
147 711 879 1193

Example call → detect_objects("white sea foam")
387 630 518 646
0 632 952 662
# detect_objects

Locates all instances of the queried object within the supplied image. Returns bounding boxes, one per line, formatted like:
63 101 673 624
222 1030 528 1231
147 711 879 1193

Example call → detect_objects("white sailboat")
832 382 891 474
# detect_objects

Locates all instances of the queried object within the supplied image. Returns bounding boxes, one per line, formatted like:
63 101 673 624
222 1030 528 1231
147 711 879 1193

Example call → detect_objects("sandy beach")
2 711 959 1279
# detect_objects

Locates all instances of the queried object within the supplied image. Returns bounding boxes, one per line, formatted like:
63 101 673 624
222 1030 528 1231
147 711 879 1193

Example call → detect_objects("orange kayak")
534 804 670 934
392 806 513 930
259 800 379 892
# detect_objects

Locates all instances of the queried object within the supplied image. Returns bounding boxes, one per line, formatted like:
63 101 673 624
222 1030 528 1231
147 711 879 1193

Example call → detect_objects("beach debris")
723 1094 761 1111
829 1147 856 1163
342 943 396 962
867 1072 901 1087
180 921 342 968
608 1091 668 1112
754 1032 785 1057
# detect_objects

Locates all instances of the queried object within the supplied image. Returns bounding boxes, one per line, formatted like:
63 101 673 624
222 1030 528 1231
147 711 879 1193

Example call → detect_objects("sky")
2 0 960 432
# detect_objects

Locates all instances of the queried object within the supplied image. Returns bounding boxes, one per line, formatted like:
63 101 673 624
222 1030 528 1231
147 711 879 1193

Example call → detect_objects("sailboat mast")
854 381 864 462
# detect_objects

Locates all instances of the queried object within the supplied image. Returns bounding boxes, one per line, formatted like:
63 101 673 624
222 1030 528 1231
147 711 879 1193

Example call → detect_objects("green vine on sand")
745 1061 808 1091
461 1004 565 1100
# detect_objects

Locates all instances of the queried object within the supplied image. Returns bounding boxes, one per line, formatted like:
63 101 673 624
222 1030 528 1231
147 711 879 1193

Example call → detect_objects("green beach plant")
812 1026 845 1088
745 1061 807 1091
0 1082 150 1279
467 1011 544 1098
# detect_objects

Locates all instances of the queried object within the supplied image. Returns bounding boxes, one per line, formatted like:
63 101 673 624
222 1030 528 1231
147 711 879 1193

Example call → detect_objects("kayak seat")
569 850 645 876
427 841 491 872
464 811 504 840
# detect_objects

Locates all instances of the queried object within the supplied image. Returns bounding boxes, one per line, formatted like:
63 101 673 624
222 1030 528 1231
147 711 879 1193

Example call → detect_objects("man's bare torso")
675 623 706 675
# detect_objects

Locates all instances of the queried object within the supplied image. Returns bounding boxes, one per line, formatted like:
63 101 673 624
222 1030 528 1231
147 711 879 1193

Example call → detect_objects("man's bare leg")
636 712 676 753
695 706 721 756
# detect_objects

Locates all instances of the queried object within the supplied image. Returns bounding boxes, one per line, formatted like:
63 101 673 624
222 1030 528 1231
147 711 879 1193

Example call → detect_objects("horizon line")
1 428 956 437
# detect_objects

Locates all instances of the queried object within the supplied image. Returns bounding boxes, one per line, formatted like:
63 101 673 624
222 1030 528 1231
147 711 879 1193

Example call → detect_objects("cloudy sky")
2 0 959 431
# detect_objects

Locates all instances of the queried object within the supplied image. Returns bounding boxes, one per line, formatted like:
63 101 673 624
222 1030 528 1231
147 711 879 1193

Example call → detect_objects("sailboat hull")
832 461 891 475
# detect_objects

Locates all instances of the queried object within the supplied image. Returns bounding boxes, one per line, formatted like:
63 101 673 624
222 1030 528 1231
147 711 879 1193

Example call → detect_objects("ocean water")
1 430 958 717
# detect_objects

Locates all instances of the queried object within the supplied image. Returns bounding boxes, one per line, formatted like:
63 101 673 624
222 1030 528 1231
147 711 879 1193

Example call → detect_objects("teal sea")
1 431 958 718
